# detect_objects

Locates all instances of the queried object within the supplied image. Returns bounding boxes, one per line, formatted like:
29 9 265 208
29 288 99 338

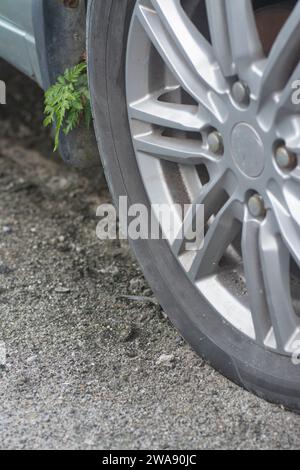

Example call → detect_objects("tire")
87 0 300 411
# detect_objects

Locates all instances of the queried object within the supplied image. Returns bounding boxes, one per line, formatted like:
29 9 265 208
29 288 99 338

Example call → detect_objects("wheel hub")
231 123 265 178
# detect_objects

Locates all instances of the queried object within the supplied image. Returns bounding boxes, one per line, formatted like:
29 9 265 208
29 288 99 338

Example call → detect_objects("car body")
0 0 42 84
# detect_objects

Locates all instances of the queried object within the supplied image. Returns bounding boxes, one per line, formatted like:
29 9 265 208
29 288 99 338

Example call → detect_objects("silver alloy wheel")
126 0 300 355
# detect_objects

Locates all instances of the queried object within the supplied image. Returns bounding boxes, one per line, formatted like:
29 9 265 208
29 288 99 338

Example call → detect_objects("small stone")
3 225 12 234
100 265 119 275
143 288 153 297
126 350 138 358
119 295 159 306
120 324 138 343
55 287 71 294
175 336 184 346
129 277 145 293
156 354 175 368
26 356 37 364
140 312 149 323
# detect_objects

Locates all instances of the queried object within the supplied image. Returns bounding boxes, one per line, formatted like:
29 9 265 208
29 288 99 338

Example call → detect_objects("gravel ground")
0 60 300 450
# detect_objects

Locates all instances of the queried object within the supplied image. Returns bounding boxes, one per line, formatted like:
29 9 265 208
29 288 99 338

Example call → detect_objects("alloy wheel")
126 0 300 356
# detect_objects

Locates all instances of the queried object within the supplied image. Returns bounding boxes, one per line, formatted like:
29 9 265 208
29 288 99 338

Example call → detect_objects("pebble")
156 354 175 368
100 265 119 275
129 277 145 293
26 356 37 365
3 225 12 234
55 287 71 294
119 295 159 306
175 336 184 346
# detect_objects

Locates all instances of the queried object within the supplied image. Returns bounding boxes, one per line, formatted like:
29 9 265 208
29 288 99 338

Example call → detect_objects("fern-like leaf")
44 62 91 151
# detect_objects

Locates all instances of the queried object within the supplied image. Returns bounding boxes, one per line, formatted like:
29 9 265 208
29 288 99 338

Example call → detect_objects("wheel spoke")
225 0 263 85
291 166 300 183
262 63 300 128
283 181 300 229
268 187 300 268
129 97 207 132
276 116 300 153
259 213 300 352
241 211 271 345
150 0 227 91
258 1 300 106
189 197 242 280
133 131 219 166
137 3 228 122
206 0 234 77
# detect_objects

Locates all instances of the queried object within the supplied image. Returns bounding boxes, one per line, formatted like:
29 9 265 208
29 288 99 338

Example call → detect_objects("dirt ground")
0 60 300 450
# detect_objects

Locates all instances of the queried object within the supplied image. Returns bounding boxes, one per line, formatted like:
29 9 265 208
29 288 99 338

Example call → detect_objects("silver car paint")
0 0 42 85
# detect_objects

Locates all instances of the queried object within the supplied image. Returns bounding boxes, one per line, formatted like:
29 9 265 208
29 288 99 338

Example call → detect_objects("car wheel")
88 0 300 411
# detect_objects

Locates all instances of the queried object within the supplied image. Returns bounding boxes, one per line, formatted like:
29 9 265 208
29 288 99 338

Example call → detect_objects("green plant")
44 62 92 151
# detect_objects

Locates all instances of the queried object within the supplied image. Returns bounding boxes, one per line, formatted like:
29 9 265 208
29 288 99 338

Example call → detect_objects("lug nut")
208 131 224 155
232 81 250 105
248 194 266 218
275 145 297 170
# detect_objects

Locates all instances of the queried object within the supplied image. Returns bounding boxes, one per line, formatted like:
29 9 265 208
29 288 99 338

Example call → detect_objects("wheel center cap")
231 123 265 178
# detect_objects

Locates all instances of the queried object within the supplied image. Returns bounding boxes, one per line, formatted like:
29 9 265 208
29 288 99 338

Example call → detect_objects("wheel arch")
32 0 100 168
